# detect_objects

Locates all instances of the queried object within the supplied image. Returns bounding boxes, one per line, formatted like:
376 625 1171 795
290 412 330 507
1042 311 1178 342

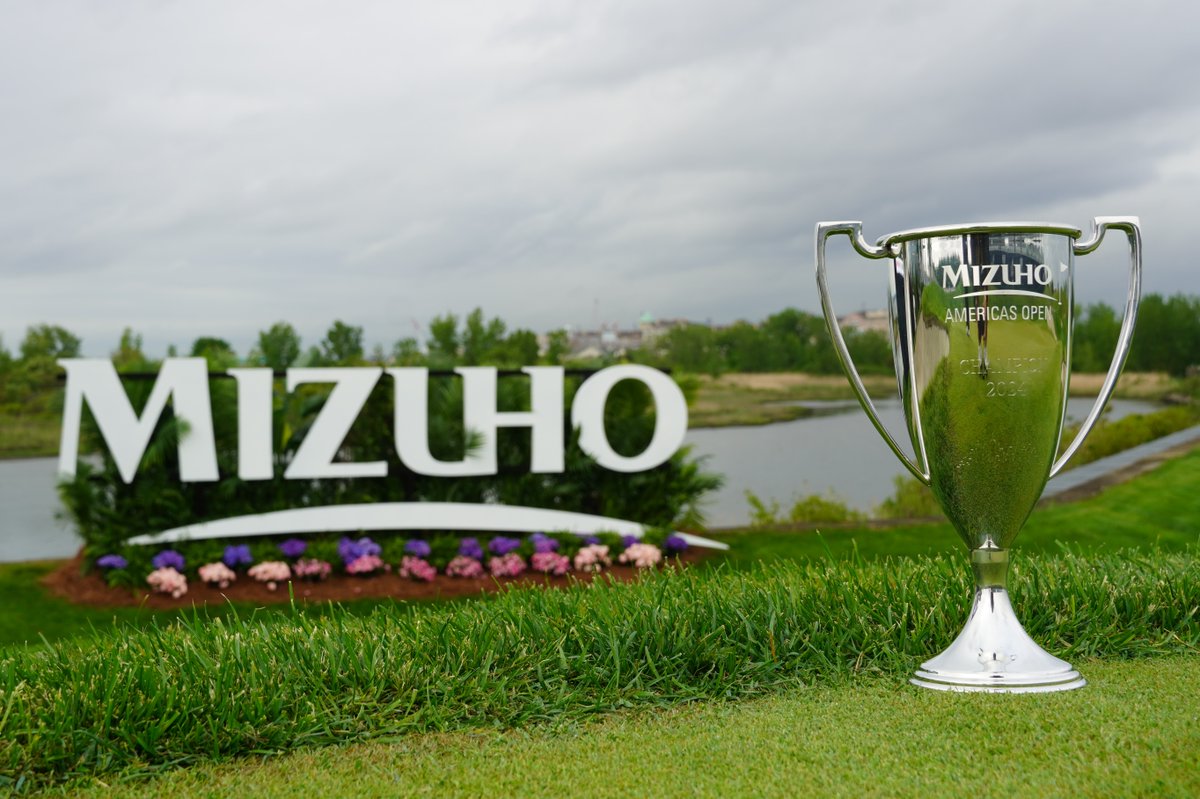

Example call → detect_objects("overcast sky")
2 0 1198 357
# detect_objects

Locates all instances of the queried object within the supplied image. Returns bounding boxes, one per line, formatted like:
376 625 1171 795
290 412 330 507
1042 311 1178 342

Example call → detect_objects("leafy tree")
190 337 238 369
461 308 506 366
1072 302 1120 373
502 329 540 366
658 324 722 374
112 328 152 372
256 322 301 371
426 313 459 366
844 329 892 376
0 336 12 375
717 321 772 371
20 324 81 362
318 321 364 366
9 325 82 411
1127 294 1200 376
0 337 13 410
543 329 569 364
391 337 424 366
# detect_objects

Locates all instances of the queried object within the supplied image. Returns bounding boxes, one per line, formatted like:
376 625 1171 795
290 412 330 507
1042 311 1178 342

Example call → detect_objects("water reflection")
684 397 1158 528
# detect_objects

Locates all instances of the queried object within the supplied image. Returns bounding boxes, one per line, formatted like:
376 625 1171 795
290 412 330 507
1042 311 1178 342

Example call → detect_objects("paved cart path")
1042 424 1200 500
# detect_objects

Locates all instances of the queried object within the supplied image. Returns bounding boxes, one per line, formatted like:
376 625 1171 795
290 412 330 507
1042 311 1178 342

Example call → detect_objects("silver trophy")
815 218 1141 692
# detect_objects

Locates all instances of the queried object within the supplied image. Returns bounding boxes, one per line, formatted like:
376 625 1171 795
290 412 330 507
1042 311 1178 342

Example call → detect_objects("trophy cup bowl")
815 218 1142 692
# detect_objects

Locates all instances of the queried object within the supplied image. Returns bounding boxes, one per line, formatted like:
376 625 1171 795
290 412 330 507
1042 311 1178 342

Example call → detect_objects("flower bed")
50 530 703 609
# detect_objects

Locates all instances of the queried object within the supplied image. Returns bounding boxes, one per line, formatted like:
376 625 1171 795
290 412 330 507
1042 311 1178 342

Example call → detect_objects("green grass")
685 371 1182 429
0 413 59 459
713 446 1200 566
688 374 897 428
2 550 1197 790
51 655 1200 798
3 446 1198 649
2 440 1197 793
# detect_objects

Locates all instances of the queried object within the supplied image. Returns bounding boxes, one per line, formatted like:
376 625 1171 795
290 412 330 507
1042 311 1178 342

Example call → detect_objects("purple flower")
530 533 559 553
278 538 307 559
621 534 640 548
404 539 432 558
458 537 484 560
222 544 253 568
664 534 689 554
488 536 522 556
338 536 381 565
152 549 185 571
581 535 601 545
96 554 128 570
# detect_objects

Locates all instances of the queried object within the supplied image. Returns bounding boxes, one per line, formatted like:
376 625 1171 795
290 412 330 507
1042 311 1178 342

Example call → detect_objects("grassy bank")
3 550 1198 790
0 413 59 459
53 655 1200 798
689 371 1184 429
713 445 1200 565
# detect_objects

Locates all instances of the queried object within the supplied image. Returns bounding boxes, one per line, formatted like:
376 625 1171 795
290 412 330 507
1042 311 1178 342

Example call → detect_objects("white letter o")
570 365 688 473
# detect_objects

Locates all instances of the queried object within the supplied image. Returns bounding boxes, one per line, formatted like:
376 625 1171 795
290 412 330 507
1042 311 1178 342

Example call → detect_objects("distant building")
543 313 696 359
838 309 889 334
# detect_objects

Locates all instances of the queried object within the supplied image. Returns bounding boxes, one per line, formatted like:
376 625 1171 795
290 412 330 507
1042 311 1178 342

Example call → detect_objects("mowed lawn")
5 446 1199 796
54 656 1200 798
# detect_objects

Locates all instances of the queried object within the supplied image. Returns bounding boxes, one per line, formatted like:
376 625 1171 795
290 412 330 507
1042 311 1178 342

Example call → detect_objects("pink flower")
293 558 332 581
147 567 187 598
488 553 527 578
531 551 571 576
248 561 291 591
399 556 437 582
573 544 611 573
619 543 663 569
445 556 484 578
345 554 384 575
198 562 237 589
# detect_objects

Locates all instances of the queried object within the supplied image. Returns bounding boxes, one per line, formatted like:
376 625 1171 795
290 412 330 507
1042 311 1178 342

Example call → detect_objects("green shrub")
1059 405 1200 469
60 372 722 569
745 489 864 526
874 475 944 520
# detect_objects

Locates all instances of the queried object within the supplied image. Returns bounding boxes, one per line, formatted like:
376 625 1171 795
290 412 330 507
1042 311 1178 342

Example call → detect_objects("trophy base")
911 587 1086 694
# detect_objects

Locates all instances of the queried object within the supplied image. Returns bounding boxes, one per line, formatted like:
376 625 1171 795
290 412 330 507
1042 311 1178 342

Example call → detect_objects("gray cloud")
0 0 1197 356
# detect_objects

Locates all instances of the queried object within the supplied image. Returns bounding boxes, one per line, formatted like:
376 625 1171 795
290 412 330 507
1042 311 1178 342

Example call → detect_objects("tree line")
1 292 1196 412
0 309 563 416
632 294 1199 378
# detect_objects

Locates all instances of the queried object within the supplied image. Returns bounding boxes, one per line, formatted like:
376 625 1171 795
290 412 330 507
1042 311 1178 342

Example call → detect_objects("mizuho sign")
57 359 689 483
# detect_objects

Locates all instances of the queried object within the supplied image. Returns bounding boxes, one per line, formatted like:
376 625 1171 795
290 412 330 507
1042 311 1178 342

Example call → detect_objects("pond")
683 397 1160 527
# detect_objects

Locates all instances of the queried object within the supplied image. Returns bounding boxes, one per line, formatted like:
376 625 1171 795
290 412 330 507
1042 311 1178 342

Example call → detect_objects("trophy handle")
1049 216 1143 478
815 221 930 484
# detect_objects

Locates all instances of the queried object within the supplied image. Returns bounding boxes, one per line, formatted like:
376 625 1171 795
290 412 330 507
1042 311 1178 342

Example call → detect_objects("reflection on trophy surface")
816 218 1142 692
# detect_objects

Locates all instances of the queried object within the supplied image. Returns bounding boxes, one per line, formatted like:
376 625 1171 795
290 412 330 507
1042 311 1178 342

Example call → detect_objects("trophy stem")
910 548 1086 693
